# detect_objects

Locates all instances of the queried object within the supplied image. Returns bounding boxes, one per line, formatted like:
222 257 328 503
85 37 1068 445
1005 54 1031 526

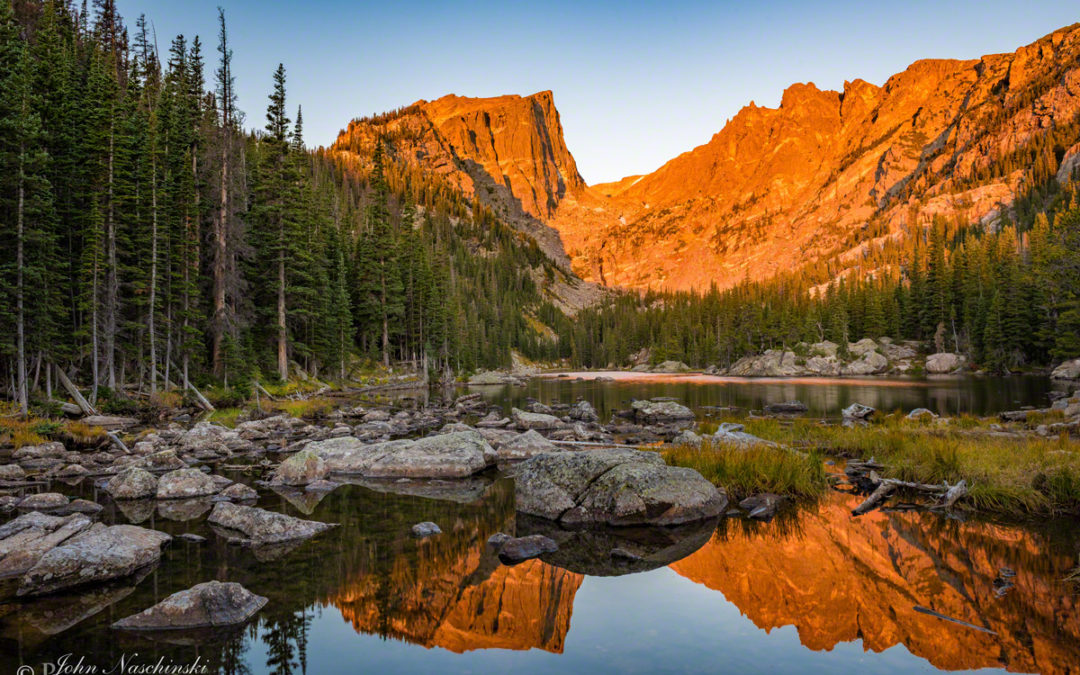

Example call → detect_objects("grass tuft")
664 442 827 501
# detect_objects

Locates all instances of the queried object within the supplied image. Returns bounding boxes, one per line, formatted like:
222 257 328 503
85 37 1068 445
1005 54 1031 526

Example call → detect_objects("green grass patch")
209 407 242 428
267 397 334 419
724 414 1080 516
664 442 827 501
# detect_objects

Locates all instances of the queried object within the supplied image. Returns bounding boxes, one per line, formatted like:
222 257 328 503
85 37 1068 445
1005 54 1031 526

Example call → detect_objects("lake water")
2 375 1077 675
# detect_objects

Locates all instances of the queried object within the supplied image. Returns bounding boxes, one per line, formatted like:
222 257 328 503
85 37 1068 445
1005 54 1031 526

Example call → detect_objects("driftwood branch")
852 482 896 516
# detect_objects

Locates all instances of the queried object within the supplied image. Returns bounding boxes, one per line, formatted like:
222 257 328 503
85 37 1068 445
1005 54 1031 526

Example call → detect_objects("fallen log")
852 482 896 516
54 365 96 416
171 361 214 412
549 440 641 449
106 431 130 454
940 479 968 509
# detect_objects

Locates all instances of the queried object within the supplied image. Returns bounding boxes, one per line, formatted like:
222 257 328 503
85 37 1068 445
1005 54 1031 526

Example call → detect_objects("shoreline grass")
725 415 1080 516
664 442 827 501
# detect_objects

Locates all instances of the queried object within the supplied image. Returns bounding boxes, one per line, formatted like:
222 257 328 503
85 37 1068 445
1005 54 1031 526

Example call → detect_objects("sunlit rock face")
331 546 582 653
668 498 1080 674
334 25 1080 293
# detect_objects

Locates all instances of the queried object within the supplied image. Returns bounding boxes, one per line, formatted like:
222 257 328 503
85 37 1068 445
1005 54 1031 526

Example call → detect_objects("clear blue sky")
117 0 1078 184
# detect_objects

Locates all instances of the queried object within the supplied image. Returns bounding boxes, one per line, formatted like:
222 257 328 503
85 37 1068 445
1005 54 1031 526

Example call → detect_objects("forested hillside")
0 0 566 415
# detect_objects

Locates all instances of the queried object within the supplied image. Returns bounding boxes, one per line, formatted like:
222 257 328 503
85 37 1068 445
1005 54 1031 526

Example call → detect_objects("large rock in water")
112 581 268 630
511 407 562 430
0 512 93 578
271 449 329 486
498 429 562 460
206 502 335 544
308 431 495 478
514 448 726 527
1051 358 1080 380
156 468 221 499
925 352 966 374
630 399 695 422
18 523 171 596
107 467 159 500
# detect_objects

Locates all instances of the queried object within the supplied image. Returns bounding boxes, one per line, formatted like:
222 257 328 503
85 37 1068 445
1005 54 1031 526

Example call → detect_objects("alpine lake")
2 372 1078 675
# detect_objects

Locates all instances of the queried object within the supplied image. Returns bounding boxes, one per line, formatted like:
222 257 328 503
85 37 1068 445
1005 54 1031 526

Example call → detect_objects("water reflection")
670 494 1080 674
3 465 1079 674
480 372 1057 419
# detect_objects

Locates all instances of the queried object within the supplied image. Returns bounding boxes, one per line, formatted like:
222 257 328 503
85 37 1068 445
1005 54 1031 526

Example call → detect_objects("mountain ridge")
332 23 1080 292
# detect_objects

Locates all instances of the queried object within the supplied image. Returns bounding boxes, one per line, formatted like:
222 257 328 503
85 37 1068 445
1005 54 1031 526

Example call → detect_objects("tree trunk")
15 144 27 417
213 133 228 377
148 157 159 394
105 125 117 389
277 227 287 381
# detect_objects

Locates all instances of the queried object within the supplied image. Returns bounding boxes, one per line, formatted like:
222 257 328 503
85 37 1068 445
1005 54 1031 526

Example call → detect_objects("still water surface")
2 375 1077 674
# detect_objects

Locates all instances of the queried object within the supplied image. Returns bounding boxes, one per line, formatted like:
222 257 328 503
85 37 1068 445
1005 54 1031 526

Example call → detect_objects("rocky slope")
335 24 1080 293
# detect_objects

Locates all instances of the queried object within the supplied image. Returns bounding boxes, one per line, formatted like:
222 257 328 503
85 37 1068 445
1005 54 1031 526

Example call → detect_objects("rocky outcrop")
514 448 726 526
1051 358 1080 380
17 523 171 596
207 502 335 545
925 352 966 374
113 581 268 630
309 431 496 478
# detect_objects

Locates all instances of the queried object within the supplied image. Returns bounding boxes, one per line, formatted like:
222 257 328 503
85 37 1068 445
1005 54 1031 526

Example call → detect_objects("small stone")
178 533 207 543
156 468 221 499
411 521 442 538
217 483 258 502
106 468 159 500
610 548 643 562
498 535 558 564
0 464 27 481
487 532 512 549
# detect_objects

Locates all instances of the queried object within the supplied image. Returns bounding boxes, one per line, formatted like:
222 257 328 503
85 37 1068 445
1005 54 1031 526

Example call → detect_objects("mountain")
333 24 1080 293
331 90 586 270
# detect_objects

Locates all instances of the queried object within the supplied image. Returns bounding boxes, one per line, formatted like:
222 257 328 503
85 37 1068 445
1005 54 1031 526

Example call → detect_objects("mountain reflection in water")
2 468 1078 674
670 495 1080 674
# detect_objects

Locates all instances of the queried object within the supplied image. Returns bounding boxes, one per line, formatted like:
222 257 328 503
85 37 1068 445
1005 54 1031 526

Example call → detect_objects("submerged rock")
515 448 726 527
113 581 267 630
18 523 171 596
206 502 335 544
765 401 808 414
497 534 559 564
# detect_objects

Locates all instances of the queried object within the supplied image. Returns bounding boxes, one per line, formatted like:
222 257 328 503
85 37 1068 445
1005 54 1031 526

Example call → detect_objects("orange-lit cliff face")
669 498 1080 673
334 24 1080 293
330 540 582 653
